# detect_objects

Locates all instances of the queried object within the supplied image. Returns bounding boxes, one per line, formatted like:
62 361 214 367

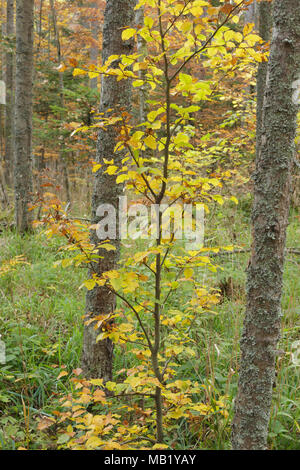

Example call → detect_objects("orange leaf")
57 370 68 380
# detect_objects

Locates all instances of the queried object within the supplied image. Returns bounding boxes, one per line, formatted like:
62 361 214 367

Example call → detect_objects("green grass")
0 199 299 449
0 231 85 449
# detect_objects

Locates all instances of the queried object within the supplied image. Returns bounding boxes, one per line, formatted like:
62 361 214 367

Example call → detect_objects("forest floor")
0 195 299 450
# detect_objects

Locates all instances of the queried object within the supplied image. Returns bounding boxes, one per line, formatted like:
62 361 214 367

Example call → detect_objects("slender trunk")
0 1 6 171
4 0 14 186
256 1 272 147
82 0 135 380
14 0 34 232
135 6 148 124
1 0 5 78
37 0 44 54
232 0 300 450
49 0 71 205
244 1 258 29
89 1 99 90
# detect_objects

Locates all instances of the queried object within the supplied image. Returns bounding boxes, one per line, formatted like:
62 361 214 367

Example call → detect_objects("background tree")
49 0 71 204
135 4 148 125
232 0 300 450
256 0 272 147
14 0 34 232
4 0 14 186
81 0 135 380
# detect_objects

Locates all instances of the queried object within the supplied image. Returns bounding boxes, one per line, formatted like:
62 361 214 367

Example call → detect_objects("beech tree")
81 0 135 379
14 0 34 232
232 0 300 450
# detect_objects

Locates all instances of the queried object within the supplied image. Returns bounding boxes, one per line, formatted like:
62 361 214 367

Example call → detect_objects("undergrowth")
0 199 299 450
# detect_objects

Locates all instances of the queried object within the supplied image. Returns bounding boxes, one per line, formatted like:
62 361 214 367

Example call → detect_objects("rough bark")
232 0 300 450
81 0 135 380
14 0 34 232
4 0 14 186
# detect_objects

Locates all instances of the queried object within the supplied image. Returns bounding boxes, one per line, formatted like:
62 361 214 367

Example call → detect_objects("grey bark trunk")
135 6 148 124
89 2 99 90
4 0 14 186
14 0 34 232
49 0 71 206
256 1 272 146
244 1 258 29
0 2 5 161
81 0 135 380
232 0 300 450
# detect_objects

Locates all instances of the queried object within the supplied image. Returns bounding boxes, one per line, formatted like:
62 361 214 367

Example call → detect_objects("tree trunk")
4 0 15 186
49 0 71 206
81 0 135 380
244 0 257 30
256 1 272 146
135 5 148 125
232 0 300 450
14 0 34 232
4 0 14 186
89 1 99 90
0 1 5 161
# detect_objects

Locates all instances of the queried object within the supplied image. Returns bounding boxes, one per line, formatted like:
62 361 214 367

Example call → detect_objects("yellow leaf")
73 68 87 76
86 436 103 449
184 267 194 279
169 408 187 419
243 23 254 36
230 196 238 205
105 165 118 175
133 79 144 87
116 174 129 184
122 28 136 41
88 71 99 79
245 33 262 47
144 16 154 29
89 379 104 386
100 243 116 251
152 443 169 450
144 135 157 150
92 163 102 173
83 279 97 290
